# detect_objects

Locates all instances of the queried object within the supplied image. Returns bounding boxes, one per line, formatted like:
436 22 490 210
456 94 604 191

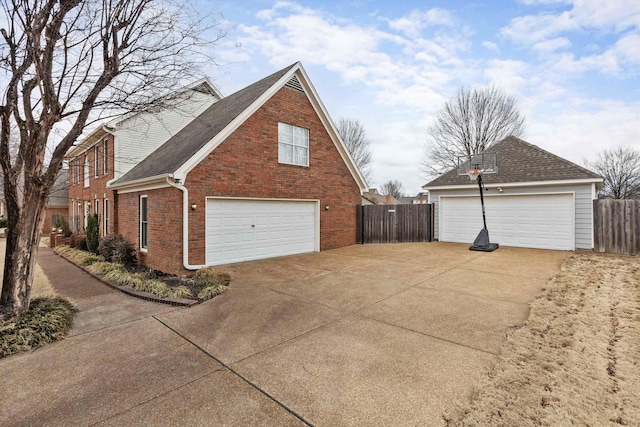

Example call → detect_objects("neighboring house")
43 169 69 232
399 193 428 205
423 136 604 251
362 189 400 205
78 62 365 275
66 78 222 235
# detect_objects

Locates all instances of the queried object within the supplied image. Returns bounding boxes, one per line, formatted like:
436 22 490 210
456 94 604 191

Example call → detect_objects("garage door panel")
206 199 317 265
441 194 573 250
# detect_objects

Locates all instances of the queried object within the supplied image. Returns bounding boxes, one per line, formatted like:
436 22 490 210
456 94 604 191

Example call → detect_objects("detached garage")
423 137 604 251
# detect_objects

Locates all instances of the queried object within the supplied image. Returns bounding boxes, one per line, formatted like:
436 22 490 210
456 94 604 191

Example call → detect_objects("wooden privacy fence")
356 204 434 244
593 199 640 255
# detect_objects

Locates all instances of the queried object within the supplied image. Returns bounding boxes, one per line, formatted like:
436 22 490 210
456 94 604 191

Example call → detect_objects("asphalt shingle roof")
423 136 602 188
113 64 297 185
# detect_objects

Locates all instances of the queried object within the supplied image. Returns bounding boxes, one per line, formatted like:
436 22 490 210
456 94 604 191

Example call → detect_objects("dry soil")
449 253 640 426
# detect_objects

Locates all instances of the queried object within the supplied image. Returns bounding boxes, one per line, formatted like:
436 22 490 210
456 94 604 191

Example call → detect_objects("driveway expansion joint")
152 315 313 426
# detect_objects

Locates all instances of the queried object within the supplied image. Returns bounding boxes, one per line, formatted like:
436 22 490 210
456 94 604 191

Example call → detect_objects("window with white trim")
140 195 148 250
104 198 109 235
94 145 99 177
103 139 108 175
94 199 99 219
278 122 309 166
83 156 89 187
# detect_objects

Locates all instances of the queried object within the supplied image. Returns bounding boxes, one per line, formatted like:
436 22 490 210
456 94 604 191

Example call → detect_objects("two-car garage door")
206 198 318 265
440 193 574 250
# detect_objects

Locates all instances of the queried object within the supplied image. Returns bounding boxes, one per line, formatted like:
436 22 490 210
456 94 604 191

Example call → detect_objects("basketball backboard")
457 152 498 180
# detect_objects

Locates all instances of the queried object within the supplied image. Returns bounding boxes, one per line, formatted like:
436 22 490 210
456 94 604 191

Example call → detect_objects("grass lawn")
450 253 640 426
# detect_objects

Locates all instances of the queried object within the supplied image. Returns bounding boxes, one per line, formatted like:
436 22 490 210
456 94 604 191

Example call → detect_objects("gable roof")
110 62 367 192
423 136 603 189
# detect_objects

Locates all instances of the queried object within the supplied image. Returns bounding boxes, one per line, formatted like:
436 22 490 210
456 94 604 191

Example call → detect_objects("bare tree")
380 180 404 200
336 117 372 183
422 85 525 176
0 0 223 321
586 146 640 199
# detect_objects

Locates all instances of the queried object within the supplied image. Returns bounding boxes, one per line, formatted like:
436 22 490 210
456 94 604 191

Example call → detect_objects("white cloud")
387 8 455 37
533 37 571 53
482 41 499 52
502 0 640 45
529 99 640 165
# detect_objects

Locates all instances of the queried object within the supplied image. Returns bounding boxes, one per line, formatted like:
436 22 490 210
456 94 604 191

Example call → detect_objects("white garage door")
440 193 574 250
206 198 317 265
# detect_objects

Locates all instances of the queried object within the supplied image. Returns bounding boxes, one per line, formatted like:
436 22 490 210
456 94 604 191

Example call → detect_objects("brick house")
71 62 367 275
66 78 222 237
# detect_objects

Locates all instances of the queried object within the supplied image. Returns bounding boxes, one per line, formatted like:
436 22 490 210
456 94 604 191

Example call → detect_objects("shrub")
197 285 227 301
0 217 8 228
85 214 99 254
87 262 125 276
193 267 231 289
54 245 104 265
98 234 137 266
163 285 193 299
69 233 87 251
0 297 76 358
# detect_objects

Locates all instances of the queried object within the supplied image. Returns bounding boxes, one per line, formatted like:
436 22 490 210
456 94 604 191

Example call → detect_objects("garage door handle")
251 225 255 228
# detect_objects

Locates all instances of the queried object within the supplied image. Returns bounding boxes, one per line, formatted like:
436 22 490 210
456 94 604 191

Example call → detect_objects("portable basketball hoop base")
458 153 499 252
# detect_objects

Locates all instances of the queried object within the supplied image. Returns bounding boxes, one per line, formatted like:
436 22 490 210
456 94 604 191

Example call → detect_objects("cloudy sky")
202 0 639 195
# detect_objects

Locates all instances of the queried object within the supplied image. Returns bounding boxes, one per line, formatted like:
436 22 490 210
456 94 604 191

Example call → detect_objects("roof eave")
423 177 605 191
108 173 172 190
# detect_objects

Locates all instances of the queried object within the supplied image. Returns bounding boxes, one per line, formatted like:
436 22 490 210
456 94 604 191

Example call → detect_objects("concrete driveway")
0 242 569 426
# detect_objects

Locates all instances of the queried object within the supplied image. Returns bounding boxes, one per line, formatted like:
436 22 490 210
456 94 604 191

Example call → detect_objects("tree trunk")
0 192 47 322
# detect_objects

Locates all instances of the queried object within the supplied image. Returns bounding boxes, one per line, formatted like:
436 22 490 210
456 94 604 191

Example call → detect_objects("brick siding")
67 134 116 235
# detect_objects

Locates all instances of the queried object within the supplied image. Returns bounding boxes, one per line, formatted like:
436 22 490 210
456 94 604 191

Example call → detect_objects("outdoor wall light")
191 203 197 211
325 205 330 210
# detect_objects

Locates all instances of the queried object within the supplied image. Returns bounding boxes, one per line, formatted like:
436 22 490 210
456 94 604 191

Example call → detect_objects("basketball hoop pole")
477 174 488 229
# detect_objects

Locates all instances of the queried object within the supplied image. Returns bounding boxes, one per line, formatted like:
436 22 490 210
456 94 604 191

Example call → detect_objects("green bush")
0 297 76 358
86 214 99 253
98 234 137 266
193 267 231 289
0 217 8 228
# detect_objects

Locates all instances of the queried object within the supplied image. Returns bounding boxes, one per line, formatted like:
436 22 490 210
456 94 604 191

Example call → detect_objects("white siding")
429 183 595 250
113 91 216 179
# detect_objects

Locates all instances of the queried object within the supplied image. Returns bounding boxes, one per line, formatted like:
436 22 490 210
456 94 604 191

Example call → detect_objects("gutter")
165 176 205 271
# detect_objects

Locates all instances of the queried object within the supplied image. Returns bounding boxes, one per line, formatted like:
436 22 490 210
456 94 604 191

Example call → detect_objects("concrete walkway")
0 243 569 426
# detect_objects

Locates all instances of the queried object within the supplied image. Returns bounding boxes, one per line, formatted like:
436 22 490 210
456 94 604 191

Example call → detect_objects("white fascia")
423 177 605 191
107 174 171 193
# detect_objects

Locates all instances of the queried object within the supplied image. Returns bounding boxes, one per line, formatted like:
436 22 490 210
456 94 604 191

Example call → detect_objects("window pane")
279 143 293 163
278 123 293 144
141 223 148 248
295 146 308 165
294 127 309 147
141 197 147 221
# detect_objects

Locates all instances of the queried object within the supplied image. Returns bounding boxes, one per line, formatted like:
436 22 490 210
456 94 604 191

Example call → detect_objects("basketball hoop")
465 169 483 181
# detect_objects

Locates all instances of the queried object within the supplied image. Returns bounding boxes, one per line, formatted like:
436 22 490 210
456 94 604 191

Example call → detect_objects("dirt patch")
448 253 640 426
0 239 56 298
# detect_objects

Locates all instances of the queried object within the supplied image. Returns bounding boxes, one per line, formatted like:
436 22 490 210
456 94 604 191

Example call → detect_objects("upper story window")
83 155 89 187
278 122 309 167
103 139 109 175
94 145 99 177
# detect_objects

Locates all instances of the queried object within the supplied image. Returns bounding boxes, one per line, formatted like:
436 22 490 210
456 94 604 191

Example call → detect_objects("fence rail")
357 204 434 244
593 199 640 256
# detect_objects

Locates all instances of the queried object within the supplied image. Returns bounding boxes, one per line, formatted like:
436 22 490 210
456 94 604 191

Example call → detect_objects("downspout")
165 176 205 270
